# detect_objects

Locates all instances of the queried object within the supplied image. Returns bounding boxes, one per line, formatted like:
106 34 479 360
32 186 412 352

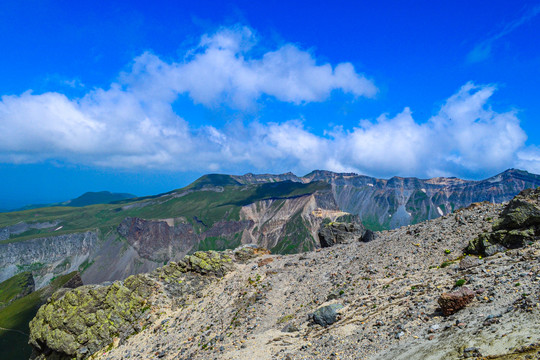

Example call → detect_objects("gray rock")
310 303 344 327
318 221 365 248
459 256 481 270
281 323 299 333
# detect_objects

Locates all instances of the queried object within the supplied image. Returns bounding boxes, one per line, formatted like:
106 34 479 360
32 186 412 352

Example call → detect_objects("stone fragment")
459 256 481 270
258 257 274 267
438 286 475 316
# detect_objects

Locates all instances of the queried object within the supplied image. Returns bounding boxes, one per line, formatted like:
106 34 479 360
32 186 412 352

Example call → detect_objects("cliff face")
304 168 540 230
0 231 97 288
235 169 540 230
239 190 344 253
1 169 539 294
27 190 540 360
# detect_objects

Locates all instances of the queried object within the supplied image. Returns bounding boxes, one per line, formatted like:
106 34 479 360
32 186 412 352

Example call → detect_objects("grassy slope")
0 179 329 244
0 272 33 307
0 272 78 360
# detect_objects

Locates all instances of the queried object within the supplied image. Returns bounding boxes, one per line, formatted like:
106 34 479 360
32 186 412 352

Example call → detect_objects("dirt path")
0 326 28 336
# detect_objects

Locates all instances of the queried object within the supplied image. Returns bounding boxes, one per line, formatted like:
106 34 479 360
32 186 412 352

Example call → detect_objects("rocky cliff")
234 169 540 230
1 169 539 297
29 251 237 360
0 231 97 288
28 189 540 360
304 168 540 230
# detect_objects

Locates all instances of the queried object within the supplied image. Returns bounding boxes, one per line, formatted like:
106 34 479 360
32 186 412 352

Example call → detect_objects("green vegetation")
361 215 390 231
440 261 452 268
0 272 33 307
186 174 242 190
455 279 466 287
0 272 79 360
277 314 294 324
271 211 315 254
0 180 330 245
197 233 242 252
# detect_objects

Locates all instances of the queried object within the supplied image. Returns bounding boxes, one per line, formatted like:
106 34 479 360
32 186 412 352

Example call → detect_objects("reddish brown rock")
258 257 274 267
438 286 475 316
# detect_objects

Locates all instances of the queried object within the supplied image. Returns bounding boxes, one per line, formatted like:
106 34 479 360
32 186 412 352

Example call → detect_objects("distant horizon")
1 1 539 210
3 167 538 211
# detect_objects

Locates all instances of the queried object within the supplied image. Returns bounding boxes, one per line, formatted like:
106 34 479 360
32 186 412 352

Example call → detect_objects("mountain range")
1 168 539 289
1 168 540 359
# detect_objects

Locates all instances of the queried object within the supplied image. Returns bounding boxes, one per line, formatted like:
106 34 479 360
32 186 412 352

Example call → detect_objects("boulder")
318 220 365 248
466 187 540 256
310 303 344 326
438 287 475 316
361 229 376 242
28 251 235 360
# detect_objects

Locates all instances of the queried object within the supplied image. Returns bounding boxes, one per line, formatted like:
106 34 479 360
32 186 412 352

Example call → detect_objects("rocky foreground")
29 189 540 360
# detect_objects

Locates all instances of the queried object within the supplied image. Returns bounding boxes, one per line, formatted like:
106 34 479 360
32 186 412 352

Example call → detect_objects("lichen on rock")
466 187 540 256
28 250 236 360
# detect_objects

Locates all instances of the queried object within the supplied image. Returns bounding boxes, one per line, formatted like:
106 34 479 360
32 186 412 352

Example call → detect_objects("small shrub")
440 261 451 268
444 249 451 255
277 314 294 324
455 279 466 287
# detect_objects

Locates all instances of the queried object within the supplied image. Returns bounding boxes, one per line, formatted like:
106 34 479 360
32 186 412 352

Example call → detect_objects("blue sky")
1 0 540 208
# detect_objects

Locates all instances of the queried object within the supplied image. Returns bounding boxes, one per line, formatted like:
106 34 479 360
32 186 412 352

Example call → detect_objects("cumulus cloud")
0 25 375 169
0 25 537 178
517 146 540 174
120 25 377 108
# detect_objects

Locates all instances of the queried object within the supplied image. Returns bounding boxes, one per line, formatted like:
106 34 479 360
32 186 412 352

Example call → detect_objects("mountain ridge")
25 187 540 360
0 168 538 288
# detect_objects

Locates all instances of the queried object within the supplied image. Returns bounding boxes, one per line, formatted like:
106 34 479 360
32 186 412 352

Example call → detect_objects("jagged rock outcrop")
28 251 235 360
466 187 540 256
318 217 366 248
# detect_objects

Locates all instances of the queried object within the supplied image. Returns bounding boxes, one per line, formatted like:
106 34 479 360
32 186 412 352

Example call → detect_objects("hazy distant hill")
14 191 136 211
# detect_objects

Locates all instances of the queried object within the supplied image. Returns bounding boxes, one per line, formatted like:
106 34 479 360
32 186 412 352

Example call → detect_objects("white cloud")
517 146 540 174
0 25 537 178
121 25 377 109
467 5 540 63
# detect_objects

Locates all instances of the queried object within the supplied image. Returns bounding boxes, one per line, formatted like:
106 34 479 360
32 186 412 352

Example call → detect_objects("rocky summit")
27 188 540 360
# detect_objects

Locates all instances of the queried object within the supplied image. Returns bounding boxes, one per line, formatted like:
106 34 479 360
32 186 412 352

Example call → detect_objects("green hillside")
0 177 329 245
0 272 34 308
0 272 79 360
67 191 136 207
